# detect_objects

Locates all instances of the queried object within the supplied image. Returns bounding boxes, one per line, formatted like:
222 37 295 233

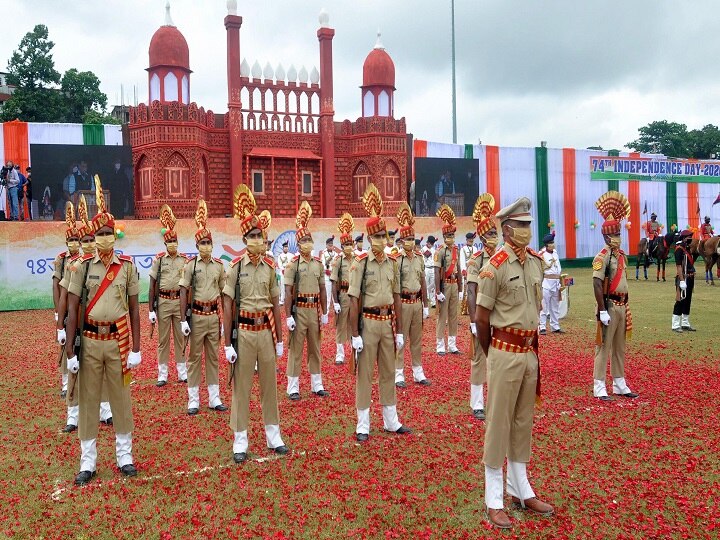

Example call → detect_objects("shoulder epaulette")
156 251 166 258
212 257 224 264
186 254 198 261
387 252 400 261
69 253 82 261
230 255 243 267
118 254 133 263
313 256 322 262
617 249 626 256
470 251 483 260
598 247 608 257
81 253 94 261
58 251 67 259
181 253 190 259
489 250 509 268
526 248 543 260
355 253 369 262
263 255 275 267
291 254 300 262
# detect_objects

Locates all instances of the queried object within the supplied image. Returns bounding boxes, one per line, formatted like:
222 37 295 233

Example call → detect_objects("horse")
698 236 720 285
636 238 652 280
654 233 673 282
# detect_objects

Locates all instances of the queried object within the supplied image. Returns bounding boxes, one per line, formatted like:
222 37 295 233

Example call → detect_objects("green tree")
1 24 65 122
626 120 689 158
82 109 121 125
61 69 107 123
686 124 720 159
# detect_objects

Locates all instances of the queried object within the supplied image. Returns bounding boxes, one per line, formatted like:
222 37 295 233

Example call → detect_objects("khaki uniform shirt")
149 253 187 290
466 249 493 286
67 254 140 322
222 254 278 311
348 251 400 307
433 245 460 274
397 251 424 293
53 251 74 282
179 256 226 302
59 253 83 290
477 244 543 330
283 255 323 294
592 248 628 294
330 254 353 285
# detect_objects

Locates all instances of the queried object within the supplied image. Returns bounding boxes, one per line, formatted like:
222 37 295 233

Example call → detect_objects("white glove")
351 335 363 352
67 355 80 374
423 307 429 319
127 351 142 369
437 292 446 303
275 342 284 357
54 312 59 322
225 345 237 364
395 334 404 349
181 320 191 336
220 323 224 336
148 311 157 324
459 290 464 300
333 302 341 314
57 328 66 346
286 316 296 331
470 322 477 336
679 280 687 290
599 310 611 326
321 313 329 325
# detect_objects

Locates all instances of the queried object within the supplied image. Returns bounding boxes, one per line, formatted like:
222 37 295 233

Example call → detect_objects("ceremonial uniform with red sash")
434 244 462 352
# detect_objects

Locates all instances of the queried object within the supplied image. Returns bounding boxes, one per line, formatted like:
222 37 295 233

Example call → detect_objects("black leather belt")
608 293 628 305
401 291 422 301
238 314 270 326
85 322 118 335
192 301 218 313
159 289 180 299
297 295 319 303
363 306 393 316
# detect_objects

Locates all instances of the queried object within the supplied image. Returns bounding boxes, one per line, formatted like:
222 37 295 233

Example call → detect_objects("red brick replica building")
129 4 408 219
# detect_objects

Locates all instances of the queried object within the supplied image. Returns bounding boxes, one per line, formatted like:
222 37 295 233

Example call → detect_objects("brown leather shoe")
511 496 554 516
487 508 512 529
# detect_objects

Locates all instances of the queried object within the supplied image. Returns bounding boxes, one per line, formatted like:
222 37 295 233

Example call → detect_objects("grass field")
0 268 718 539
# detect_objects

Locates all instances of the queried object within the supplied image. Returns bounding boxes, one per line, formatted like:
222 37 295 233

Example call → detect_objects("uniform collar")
368 250 386 263
94 252 120 265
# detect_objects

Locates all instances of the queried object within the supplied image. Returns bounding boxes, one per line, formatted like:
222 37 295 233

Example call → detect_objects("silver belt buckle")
524 336 534 347
202 305 211 313
379 308 388 316
98 326 110 335
254 317 264 325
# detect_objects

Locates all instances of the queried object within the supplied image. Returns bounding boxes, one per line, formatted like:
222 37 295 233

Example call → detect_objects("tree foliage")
1 24 114 123
627 120 720 159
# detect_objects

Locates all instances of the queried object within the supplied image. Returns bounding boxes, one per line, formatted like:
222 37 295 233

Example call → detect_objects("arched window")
352 162 371 201
164 153 190 199
181 75 189 104
137 155 153 200
198 157 208 199
363 91 375 117
150 74 160 103
378 90 390 117
164 72 178 102
381 160 401 200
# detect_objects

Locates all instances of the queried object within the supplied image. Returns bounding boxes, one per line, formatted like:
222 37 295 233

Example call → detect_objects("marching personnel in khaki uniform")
149 205 189 386
466 193 497 420
476 196 553 529
349 183 411 442
223 185 288 463
593 191 638 401
331 213 355 365
435 205 463 354
284 201 329 400
394 203 430 387
64 177 142 486
56 196 113 432
423 236 437 307
277 242 293 305
53 202 82 399
179 200 228 415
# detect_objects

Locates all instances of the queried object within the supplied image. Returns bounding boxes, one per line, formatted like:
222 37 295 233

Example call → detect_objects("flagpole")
451 0 457 144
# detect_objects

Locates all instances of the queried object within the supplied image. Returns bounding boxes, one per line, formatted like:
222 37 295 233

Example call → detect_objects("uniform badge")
106 271 115 281
592 258 603 271
479 270 494 279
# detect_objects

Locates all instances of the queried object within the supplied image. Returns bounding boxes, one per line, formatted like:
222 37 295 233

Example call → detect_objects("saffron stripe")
562 148 577 259
627 153 641 255
486 145 501 203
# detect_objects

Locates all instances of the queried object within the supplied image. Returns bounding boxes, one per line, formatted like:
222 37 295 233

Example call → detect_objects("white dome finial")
319 8 330 27
164 0 174 26
374 29 384 50
227 0 237 16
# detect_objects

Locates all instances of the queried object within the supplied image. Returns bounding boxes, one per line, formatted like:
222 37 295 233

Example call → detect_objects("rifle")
351 257 369 375
290 257 300 319
182 257 198 358
440 247 446 294
229 260 242 388
595 257 611 346
150 256 162 339
68 259 90 403
334 257 343 328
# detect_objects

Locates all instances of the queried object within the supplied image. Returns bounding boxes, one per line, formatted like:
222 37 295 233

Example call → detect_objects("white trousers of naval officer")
538 277 561 332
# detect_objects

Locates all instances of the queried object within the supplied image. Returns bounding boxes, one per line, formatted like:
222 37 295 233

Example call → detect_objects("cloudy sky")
2 0 719 150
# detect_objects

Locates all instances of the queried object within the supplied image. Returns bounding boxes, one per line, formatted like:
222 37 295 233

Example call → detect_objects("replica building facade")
129 3 409 219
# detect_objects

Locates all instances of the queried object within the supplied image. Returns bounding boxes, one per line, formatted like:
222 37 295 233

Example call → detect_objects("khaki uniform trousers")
67 370 109 407
287 306 321 377
357 317 396 410
593 301 627 380
60 351 68 376
187 313 220 388
158 297 184 366
436 282 459 339
335 291 350 344
470 336 487 386
483 347 537 469
230 327 280 432
396 301 422 370
78 337 133 440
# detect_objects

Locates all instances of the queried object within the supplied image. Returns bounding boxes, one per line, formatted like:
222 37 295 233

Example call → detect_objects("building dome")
149 25 190 70
362 37 395 89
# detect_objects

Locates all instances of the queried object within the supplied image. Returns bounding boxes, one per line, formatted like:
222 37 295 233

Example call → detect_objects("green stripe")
82 124 105 145
607 149 620 191
534 146 550 242
464 144 473 159
666 182 678 231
